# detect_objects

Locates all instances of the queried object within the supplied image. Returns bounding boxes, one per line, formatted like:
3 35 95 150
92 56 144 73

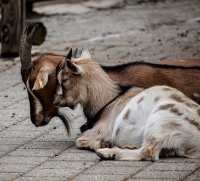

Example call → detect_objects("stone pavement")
0 0 200 180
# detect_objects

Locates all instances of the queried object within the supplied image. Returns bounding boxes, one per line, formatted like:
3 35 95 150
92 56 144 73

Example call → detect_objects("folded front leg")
76 135 101 150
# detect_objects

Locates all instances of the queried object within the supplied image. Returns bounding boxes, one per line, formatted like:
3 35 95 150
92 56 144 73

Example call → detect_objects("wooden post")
1 0 25 57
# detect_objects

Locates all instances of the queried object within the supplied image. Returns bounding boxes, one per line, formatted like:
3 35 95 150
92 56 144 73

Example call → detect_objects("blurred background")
0 0 200 65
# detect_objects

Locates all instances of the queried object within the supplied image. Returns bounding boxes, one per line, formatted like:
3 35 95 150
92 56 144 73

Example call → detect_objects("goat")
20 23 71 133
20 23 200 133
53 56 200 161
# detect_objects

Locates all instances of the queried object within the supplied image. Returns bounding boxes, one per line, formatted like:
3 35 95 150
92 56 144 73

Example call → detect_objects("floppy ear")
66 60 83 75
32 69 49 90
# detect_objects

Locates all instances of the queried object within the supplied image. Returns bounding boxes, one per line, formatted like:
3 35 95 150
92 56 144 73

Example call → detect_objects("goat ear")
66 60 83 75
32 70 49 90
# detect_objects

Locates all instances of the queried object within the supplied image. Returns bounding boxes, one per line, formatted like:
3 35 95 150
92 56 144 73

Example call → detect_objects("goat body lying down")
20 23 200 134
53 55 200 161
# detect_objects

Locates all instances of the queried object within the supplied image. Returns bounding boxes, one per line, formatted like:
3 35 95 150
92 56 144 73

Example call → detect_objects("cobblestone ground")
0 0 200 180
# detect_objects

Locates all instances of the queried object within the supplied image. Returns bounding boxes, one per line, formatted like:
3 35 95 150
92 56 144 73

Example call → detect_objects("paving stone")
21 141 73 150
15 176 68 181
132 170 191 180
8 148 60 157
0 156 48 165
98 160 150 167
84 163 144 175
39 160 94 169
54 150 99 161
6 120 45 131
0 173 21 181
0 152 6 157
26 168 83 177
127 178 175 181
185 168 200 181
0 130 43 138
0 58 18 73
0 100 29 131
146 162 199 172
35 125 76 142
36 133 71 142
0 84 26 109
0 163 34 173
0 64 21 92
0 137 31 145
25 160 96 178
66 147 95 153
74 174 127 181
158 158 200 163
0 144 19 152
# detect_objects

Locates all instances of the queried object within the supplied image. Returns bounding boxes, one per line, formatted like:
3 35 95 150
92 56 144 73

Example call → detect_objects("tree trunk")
1 0 25 57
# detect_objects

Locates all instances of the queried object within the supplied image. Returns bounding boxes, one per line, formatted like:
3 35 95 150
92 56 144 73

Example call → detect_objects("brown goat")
20 23 200 131
20 23 71 132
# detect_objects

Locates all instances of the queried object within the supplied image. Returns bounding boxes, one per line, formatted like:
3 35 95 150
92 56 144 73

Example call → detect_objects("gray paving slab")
15 176 69 181
73 174 127 181
0 173 21 181
0 64 22 92
0 155 48 165
184 168 200 181
131 170 191 180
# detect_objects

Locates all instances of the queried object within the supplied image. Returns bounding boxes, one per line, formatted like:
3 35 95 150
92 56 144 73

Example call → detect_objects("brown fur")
22 54 200 128
20 28 200 128
123 109 130 120
184 117 200 131
157 103 175 111
59 59 120 118
197 109 200 116
104 59 200 104
22 54 64 126
185 102 198 108
170 94 185 103
165 122 181 129
170 107 183 116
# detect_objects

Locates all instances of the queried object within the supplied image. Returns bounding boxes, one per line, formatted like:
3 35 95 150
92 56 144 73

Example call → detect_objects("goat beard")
57 108 71 135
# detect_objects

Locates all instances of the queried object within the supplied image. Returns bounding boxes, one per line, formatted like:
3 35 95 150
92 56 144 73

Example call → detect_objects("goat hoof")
96 148 116 160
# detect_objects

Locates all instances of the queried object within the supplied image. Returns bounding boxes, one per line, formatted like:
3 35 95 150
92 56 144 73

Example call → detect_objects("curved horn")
19 23 36 71
73 48 83 58
20 22 46 72
64 48 72 61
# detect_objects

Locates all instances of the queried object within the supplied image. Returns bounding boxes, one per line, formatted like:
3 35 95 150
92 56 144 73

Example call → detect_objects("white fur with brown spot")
55 53 200 161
